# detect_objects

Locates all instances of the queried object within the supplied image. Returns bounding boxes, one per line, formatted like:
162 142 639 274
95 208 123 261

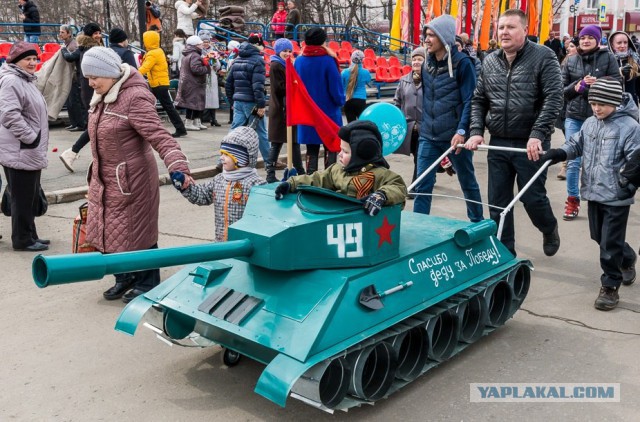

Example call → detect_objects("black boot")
211 110 221 126
103 274 135 300
306 154 319 175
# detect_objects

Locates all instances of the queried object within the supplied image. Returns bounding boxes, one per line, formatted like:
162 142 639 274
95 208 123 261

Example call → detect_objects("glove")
621 64 632 81
539 148 567 165
274 182 290 200
170 171 186 191
440 157 456 176
363 190 387 216
576 79 588 94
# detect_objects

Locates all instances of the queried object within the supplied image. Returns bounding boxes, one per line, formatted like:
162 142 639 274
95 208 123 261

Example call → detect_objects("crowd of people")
1 4 639 312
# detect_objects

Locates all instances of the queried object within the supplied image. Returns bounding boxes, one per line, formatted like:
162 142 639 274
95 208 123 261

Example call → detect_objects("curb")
45 157 275 205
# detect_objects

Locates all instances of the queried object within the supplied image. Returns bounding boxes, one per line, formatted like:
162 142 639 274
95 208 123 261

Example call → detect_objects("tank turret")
32 184 531 412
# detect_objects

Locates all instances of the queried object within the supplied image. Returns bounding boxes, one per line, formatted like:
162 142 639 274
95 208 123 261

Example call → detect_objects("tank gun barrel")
32 239 254 288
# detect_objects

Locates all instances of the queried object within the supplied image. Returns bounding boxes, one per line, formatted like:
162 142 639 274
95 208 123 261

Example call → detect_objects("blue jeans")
24 34 39 43
564 117 584 198
230 100 270 165
413 138 484 222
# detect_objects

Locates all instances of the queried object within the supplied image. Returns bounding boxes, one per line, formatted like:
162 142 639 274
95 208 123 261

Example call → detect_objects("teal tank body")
32 184 531 412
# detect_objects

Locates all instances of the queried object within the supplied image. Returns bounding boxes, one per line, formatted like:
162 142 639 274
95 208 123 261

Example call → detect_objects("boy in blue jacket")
542 77 640 310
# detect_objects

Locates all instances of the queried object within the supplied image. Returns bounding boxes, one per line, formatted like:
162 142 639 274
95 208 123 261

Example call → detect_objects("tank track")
289 262 531 412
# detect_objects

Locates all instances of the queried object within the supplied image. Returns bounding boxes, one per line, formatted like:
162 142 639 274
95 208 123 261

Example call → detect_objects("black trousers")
3 167 41 249
266 142 305 182
186 109 202 119
66 79 86 129
343 98 367 123
487 137 558 255
410 129 419 182
114 243 160 292
71 129 90 154
151 86 185 131
305 144 337 174
588 202 636 288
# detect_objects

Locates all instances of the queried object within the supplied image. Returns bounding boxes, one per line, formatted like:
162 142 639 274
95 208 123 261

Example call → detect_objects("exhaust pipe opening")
427 310 459 362
486 281 513 327
459 294 487 344
391 327 429 381
348 342 397 401
162 309 196 340
509 265 531 303
32 255 49 288
318 357 350 408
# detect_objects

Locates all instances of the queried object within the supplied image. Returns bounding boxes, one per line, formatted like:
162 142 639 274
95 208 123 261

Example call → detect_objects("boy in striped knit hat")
171 126 266 241
541 77 640 311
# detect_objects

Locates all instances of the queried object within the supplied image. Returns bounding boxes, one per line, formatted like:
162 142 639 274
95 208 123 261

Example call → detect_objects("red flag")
285 58 341 152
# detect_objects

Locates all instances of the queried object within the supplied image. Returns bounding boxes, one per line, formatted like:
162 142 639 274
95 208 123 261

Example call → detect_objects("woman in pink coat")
81 47 192 303
270 2 288 39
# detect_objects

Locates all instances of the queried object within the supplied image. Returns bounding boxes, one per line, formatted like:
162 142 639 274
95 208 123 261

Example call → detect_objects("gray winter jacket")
393 72 422 155
0 64 48 171
561 93 640 205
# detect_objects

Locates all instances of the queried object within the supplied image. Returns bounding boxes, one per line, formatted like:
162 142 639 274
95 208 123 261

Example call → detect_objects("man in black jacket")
18 0 40 43
465 8 562 257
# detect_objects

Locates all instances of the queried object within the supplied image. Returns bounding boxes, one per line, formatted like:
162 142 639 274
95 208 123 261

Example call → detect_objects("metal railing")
0 22 79 43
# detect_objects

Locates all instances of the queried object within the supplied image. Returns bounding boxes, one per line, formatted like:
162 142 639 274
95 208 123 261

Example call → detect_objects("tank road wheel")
222 348 242 367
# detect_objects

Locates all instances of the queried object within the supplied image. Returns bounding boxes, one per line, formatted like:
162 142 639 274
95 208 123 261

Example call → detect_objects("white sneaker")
59 148 78 172
184 119 200 131
195 118 207 130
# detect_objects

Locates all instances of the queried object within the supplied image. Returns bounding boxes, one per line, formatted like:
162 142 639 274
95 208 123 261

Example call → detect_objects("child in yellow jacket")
138 30 187 138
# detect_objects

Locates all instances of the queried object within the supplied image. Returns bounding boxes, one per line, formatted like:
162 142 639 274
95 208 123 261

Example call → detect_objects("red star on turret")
375 216 396 248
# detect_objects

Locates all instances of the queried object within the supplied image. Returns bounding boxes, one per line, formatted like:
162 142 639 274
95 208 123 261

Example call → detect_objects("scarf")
302 45 340 69
222 166 259 181
271 54 286 69
412 71 421 86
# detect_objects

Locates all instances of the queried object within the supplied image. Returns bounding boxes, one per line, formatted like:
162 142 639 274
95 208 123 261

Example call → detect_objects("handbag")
72 202 97 253
1 185 48 217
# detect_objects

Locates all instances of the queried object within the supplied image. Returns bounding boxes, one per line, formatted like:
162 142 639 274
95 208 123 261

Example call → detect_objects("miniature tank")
32 185 532 412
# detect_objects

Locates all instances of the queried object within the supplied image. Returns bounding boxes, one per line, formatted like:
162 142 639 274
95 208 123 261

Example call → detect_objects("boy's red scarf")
302 45 340 69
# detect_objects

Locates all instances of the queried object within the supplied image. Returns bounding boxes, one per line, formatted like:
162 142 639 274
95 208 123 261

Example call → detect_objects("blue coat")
295 54 345 145
420 50 476 142
225 43 266 108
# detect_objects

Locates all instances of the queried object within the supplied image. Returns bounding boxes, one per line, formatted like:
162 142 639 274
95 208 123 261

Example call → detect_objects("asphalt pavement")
1 113 639 421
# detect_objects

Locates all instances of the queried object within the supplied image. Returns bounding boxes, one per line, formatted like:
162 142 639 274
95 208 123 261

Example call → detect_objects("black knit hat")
304 27 327 46
109 27 127 44
588 77 623 107
6 41 38 64
248 32 263 45
338 120 389 172
83 22 102 37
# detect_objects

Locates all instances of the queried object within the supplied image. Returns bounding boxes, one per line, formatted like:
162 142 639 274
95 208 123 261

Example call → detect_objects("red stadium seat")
375 66 391 82
388 66 402 81
388 56 401 67
363 57 376 71
340 41 353 52
43 43 61 53
375 56 389 68
364 48 376 60
337 48 351 65
39 52 55 62
0 42 12 59
402 65 412 75
328 40 340 53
